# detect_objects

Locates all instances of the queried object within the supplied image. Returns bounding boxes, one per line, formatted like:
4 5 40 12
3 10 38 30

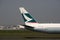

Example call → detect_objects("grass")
0 30 60 39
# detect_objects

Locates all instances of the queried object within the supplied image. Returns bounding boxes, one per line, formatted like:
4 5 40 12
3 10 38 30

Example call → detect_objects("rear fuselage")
26 23 60 33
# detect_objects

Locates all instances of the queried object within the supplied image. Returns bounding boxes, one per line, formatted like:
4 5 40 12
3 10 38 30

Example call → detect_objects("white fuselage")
26 23 60 33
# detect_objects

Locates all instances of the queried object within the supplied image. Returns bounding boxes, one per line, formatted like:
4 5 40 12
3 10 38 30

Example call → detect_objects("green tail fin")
19 7 36 23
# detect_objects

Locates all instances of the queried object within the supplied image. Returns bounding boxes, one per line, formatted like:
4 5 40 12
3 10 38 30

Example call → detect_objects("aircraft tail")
19 7 37 23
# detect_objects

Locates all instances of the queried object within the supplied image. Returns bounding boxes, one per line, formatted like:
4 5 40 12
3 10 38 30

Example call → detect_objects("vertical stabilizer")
19 7 37 23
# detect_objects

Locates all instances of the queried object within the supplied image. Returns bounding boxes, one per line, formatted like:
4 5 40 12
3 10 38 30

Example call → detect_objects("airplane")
19 7 60 33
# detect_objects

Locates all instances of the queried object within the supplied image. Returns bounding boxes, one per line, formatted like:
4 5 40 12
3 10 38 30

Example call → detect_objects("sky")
0 0 60 25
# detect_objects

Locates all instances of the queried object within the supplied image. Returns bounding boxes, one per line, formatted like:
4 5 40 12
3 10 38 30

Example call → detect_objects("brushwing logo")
23 14 32 23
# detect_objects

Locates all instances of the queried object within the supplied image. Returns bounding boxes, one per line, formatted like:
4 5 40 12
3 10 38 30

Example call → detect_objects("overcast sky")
0 0 60 25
